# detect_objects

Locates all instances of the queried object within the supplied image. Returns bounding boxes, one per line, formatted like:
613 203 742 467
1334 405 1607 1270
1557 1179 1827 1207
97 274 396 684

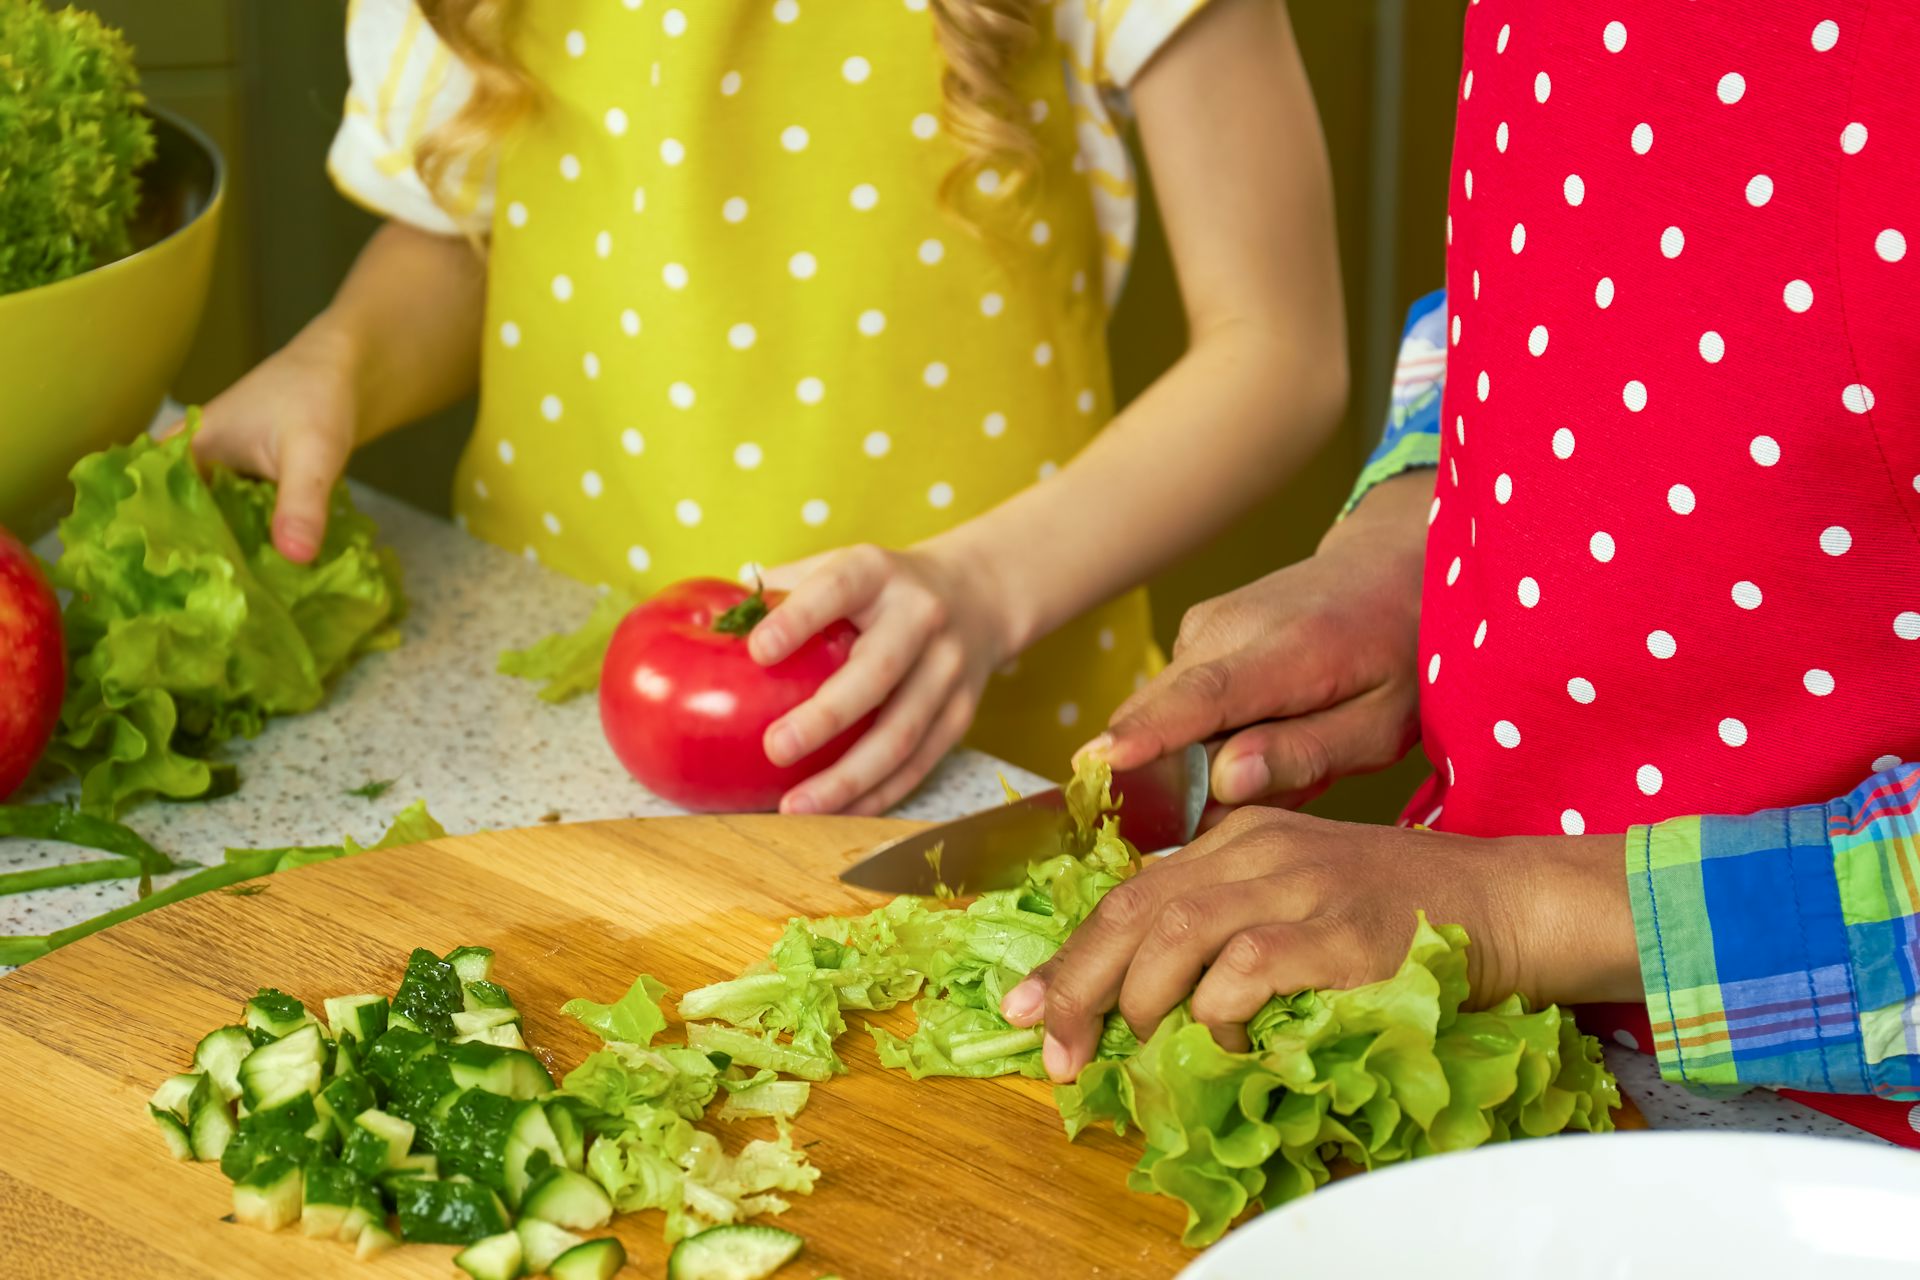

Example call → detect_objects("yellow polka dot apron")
452 0 1157 775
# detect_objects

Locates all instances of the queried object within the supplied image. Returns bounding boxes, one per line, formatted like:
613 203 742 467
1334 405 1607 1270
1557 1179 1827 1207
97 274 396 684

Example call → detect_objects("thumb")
1210 692 1414 806
1094 656 1244 772
268 427 351 564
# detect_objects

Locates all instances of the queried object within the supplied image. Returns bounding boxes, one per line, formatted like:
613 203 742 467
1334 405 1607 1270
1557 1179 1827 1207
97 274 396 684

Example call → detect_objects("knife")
840 744 1211 896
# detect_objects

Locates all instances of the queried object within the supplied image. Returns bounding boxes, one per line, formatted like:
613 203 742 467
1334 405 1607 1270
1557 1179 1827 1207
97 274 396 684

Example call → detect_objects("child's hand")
164 327 361 563
751 542 1014 816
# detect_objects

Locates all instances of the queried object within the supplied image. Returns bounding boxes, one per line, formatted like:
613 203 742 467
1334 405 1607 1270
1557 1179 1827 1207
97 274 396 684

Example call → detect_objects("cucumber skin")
552 1238 629 1280
395 1177 510 1245
454 1230 526 1280
668 1225 805 1280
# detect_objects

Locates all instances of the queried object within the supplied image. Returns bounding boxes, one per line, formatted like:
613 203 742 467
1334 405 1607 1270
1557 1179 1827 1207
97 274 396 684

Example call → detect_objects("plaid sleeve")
1342 288 1447 516
1627 762 1920 1100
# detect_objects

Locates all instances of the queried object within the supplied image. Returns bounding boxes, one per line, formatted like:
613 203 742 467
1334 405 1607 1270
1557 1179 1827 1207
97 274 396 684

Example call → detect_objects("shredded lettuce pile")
678 759 1619 1246
554 975 821 1243
47 417 405 816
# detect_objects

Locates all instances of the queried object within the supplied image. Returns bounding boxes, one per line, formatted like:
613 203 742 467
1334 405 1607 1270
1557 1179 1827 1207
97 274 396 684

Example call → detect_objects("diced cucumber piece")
338 1187 384 1244
244 989 316 1040
377 1152 439 1196
299 1201 350 1240
394 949 465 1039
520 1168 613 1231
447 1043 554 1100
351 1108 415 1167
455 1230 525 1280
333 1038 360 1080
516 1218 584 1274
553 1238 629 1280
193 1026 254 1103
238 1024 325 1112
232 1157 304 1232
446 946 496 985
300 1158 375 1240
452 1008 522 1044
189 1098 237 1161
504 1101 567 1207
463 979 516 1013
219 1097 321 1180
324 994 390 1043
389 1012 423 1034
461 1021 529 1051
545 1102 586 1172
395 1176 510 1245
355 1222 400 1260
667 1225 804 1280
149 1106 194 1160
316 1073 375 1137
150 1072 210 1123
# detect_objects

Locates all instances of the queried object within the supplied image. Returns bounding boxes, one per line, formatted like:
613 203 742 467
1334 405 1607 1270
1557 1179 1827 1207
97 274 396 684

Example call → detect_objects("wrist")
1499 832 1642 1006
920 527 1030 664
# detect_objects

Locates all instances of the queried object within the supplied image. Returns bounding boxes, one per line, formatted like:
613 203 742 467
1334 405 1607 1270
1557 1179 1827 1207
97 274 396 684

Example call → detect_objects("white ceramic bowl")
1179 1132 1920 1280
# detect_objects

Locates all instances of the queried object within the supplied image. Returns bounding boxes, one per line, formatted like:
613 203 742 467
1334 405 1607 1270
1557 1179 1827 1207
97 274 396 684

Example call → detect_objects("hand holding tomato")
749 541 1013 816
599 578 872 812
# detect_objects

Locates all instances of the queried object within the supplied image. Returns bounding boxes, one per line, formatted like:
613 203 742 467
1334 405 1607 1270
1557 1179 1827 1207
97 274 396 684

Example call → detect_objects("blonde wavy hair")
415 0 1042 230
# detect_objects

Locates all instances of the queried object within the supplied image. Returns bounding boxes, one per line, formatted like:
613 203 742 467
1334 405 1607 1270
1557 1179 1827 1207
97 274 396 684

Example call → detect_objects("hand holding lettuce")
47 416 404 817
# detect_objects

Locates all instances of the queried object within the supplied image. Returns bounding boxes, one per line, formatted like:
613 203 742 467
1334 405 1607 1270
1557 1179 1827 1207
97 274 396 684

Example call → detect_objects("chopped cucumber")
300 1158 375 1239
668 1225 805 1280
315 1072 375 1137
552 1238 629 1280
519 1168 613 1231
503 1101 567 1207
232 1157 304 1232
352 1109 415 1167
149 1072 210 1123
355 1222 400 1260
323 994 389 1043
238 1024 325 1112
188 1098 236 1161
446 946 496 985
447 1042 554 1099
338 1187 385 1243
455 1230 525 1280
395 1176 510 1245
436 1088 520 1193
394 949 465 1039
377 1152 439 1197
463 979 516 1012
149 1106 194 1160
244 989 315 1040
515 1218 584 1273
462 1021 529 1051
193 1026 253 1103
219 1097 322 1180
389 1012 423 1034
545 1101 586 1172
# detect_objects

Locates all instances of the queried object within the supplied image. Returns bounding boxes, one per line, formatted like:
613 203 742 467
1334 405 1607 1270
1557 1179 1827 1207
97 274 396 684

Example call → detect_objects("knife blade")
840 744 1210 896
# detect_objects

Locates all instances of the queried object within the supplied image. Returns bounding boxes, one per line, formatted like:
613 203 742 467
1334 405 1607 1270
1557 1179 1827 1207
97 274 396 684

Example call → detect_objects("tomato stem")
712 588 769 636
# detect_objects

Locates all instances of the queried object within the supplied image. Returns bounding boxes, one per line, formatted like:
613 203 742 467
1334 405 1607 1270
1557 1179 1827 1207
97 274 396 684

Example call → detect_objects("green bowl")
0 106 225 538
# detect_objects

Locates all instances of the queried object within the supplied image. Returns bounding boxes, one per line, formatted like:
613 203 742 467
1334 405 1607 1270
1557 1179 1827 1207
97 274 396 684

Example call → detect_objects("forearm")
932 324 1346 653
293 220 486 441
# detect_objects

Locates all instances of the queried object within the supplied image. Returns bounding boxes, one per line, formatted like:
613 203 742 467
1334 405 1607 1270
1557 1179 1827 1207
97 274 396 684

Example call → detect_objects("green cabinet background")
104 0 1463 821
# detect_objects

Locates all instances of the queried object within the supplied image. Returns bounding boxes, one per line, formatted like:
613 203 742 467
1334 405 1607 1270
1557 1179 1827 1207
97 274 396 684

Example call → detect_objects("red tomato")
599 578 871 812
0 526 64 800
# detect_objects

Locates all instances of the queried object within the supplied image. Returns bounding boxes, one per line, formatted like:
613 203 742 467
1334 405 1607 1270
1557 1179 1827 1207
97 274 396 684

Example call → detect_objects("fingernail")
766 724 800 766
1001 978 1044 1023
1042 1033 1073 1082
783 791 819 816
1218 754 1272 805
1072 733 1113 764
748 629 780 665
278 530 318 563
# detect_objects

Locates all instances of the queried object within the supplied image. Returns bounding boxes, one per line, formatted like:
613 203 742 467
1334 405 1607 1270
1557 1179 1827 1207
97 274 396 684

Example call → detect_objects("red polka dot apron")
1412 0 1920 1143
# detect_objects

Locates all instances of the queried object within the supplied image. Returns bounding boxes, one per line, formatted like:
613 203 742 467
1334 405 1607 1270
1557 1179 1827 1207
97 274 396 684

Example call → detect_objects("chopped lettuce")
563 974 672 1047
681 756 1619 1246
47 420 405 817
497 590 632 704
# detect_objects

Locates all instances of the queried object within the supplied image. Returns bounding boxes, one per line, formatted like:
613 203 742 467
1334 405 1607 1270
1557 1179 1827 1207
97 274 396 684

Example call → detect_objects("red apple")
0 527 64 799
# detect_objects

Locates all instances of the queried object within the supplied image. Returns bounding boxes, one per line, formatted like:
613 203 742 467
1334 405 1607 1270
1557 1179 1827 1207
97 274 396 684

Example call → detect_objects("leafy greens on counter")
0 802 443 967
675 756 1620 1246
496 590 632 705
47 416 405 818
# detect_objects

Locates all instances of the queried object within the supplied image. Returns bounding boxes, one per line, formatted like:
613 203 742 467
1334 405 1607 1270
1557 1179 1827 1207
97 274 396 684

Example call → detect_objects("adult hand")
1000 805 1640 1080
1084 468 1433 808
164 325 361 563
750 541 1012 817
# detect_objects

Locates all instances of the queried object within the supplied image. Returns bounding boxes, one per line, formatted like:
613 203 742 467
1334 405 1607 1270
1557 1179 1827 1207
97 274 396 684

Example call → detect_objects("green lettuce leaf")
47 420 404 816
564 1043 719 1122
497 590 633 704
562 974 671 1047
714 1070 812 1122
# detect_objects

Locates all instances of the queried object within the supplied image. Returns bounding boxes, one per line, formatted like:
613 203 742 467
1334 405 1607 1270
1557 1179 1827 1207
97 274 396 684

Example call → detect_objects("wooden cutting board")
0 816 1642 1280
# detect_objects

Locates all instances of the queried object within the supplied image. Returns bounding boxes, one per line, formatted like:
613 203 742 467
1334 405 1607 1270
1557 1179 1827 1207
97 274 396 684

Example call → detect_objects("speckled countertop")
1 487 1879 1145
